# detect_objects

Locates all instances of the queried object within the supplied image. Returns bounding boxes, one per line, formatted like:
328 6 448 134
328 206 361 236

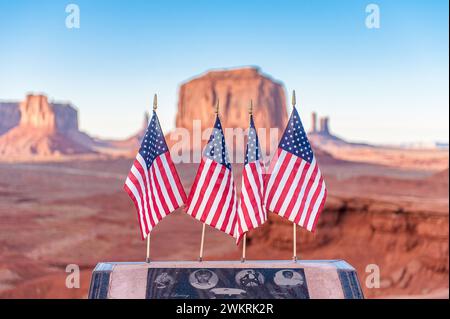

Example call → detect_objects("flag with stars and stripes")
124 111 187 239
185 116 237 237
264 107 327 231
235 115 266 243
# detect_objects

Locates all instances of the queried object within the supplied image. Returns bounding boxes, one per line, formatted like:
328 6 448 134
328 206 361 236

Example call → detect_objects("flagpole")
241 233 247 262
144 94 158 264
146 235 151 263
198 99 220 262
199 224 206 262
240 100 254 263
293 223 297 262
291 90 298 263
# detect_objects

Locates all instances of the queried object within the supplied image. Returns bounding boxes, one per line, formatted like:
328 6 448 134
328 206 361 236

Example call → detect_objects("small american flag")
235 115 266 243
264 107 327 231
186 116 237 237
124 111 187 239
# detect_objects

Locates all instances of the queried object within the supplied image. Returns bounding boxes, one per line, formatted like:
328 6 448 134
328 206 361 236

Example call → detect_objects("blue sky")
0 0 448 144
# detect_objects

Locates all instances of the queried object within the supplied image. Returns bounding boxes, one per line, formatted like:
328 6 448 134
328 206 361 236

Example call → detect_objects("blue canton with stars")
279 107 314 163
245 115 261 165
204 116 232 170
139 111 169 169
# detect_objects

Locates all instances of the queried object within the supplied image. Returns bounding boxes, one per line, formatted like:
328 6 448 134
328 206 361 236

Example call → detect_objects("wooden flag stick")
215 99 219 115
144 94 157 264
291 90 298 262
153 93 158 111
146 235 151 263
241 233 247 262
293 223 298 262
199 223 206 262
198 100 220 262
240 100 252 263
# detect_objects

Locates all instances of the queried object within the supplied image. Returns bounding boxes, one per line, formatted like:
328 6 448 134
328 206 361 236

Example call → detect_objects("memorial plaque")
146 268 309 299
88 260 364 299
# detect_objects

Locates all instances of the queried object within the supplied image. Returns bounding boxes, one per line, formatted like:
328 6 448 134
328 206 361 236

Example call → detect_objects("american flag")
264 107 327 231
186 116 237 237
124 111 187 239
235 115 266 243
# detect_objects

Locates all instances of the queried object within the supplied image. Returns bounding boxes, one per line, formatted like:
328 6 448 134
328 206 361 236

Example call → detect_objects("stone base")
88 260 364 299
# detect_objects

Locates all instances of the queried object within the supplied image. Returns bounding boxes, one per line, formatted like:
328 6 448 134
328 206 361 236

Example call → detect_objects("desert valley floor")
0 148 448 299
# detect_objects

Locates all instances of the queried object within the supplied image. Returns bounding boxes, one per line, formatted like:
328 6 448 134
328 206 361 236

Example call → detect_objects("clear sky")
0 0 448 144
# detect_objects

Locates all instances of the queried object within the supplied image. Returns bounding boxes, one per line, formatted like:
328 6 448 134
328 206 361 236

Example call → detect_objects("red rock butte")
19 94 56 131
175 67 288 134
0 94 92 159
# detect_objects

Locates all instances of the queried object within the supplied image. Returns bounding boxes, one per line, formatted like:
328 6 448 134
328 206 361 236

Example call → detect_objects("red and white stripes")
186 157 237 237
124 152 186 239
235 160 266 242
264 149 327 231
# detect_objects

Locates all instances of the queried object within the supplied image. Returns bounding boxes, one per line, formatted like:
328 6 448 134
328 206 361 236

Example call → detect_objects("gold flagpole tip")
292 90 296 107
249 99 253 115
215 99 219 115
153 94 158 111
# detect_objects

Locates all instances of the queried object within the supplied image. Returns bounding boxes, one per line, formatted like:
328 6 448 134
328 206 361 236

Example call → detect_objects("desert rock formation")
308 112 449 171
0 94 93 160
318 116 330 135
0 95 80 134
309 112 333 136
0 95 154 161
248 194 449 298
173 67 288 150
18 95 56 130
176 67 288 131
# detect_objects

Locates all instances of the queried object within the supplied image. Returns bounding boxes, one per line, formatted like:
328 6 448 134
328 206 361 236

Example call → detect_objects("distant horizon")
1 1 448 144
1 79 448 147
